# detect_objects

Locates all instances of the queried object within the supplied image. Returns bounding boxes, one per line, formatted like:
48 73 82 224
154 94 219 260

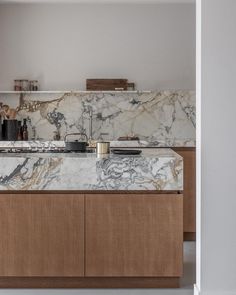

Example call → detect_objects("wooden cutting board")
86 79 128 91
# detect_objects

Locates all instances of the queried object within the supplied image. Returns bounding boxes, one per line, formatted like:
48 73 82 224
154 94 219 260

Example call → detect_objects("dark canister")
0 115 2 140
3 120 18 141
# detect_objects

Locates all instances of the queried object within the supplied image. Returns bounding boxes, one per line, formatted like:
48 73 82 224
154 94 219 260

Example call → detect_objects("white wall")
0 3 195 90
196 0 236 294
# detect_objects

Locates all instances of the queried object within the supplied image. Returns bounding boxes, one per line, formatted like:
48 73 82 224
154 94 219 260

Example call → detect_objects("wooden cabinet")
173 148 196 239
85 194 183 277
0 192 183 288
0 194 84 277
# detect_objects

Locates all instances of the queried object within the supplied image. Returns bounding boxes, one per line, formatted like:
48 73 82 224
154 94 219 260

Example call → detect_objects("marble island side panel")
0 148 183 191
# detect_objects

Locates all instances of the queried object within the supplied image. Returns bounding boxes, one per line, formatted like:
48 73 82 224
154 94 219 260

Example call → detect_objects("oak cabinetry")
173 148 196 240
0 194 84 277
0 192 183 288
85 194 183 277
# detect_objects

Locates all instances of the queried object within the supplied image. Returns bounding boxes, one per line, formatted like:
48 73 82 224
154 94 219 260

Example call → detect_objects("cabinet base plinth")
184 232 196 241
0 277 180 288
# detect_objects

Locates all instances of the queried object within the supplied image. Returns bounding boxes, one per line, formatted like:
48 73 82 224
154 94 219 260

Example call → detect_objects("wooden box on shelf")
86 79 128 91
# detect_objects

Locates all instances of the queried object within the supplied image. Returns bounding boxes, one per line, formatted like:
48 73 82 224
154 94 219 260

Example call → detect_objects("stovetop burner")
0 148 96 154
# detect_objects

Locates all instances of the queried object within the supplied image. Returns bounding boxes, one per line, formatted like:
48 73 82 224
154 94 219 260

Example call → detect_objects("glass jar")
14 80 22 91
30 80 39 91
127 82 135 91
21 80 29 91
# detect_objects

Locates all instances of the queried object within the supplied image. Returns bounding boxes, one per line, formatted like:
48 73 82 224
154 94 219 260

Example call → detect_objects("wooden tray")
86 79 128 91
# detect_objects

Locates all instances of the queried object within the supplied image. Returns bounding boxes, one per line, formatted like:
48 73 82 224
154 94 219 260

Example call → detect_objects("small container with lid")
96 142 110 154
21 80 29 91
29 80 39 91
14 80 22 91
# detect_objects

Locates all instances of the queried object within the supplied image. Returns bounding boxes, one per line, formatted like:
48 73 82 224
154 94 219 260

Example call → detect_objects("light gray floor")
0 242 195 295
181 241 196 289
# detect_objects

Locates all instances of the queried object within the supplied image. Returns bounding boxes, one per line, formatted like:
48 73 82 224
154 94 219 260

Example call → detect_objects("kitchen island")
0 148 183 191
0 148 183 288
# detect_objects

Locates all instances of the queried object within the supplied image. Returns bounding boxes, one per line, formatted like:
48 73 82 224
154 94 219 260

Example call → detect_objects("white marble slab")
0 148 183 191
0 139 196 149
0 90 195 146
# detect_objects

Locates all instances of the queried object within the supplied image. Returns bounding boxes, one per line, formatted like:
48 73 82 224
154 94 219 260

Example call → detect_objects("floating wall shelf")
0 90 152 94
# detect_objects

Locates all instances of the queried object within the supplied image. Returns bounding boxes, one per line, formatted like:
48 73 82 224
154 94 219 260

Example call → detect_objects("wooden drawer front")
0 194 84 277
85 194 183 277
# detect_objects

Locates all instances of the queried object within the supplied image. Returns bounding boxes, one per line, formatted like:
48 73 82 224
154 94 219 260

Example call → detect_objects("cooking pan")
64 133 88 152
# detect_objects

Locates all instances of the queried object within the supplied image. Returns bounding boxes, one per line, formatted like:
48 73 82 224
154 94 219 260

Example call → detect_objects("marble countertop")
0 148 180 159
0 148 183 191
0 139 196 149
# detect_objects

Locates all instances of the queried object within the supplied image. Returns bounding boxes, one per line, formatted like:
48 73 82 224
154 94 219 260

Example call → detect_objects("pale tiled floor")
0 242 196 295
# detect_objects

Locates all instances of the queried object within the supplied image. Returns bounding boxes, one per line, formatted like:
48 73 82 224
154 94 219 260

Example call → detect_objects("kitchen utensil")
96 142 110 154
1 105 9 119
64 133 88 152
7 108 17 120
111 149 142 155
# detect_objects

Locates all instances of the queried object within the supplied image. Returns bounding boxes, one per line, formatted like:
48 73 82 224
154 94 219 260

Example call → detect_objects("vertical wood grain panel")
85 194 183 277
0 194 84 277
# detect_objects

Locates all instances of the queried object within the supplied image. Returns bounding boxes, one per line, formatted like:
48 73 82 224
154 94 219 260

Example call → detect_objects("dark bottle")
0 115 2 140
17 121 22 141
22 119 28 141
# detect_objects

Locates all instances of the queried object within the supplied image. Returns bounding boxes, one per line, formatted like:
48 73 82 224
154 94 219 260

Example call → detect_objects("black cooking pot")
64 133 88 152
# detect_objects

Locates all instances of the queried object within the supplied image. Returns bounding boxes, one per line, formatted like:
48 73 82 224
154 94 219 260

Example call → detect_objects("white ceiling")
0 0 195 3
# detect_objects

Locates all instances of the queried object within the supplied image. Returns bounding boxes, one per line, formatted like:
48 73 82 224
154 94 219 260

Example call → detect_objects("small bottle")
33 80 39 91
53 130 61 141
31 126 36 140
22 119 28 141
17 121 22 140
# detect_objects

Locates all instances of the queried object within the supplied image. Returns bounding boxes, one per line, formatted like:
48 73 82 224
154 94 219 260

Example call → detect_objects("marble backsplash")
0 91 196 145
